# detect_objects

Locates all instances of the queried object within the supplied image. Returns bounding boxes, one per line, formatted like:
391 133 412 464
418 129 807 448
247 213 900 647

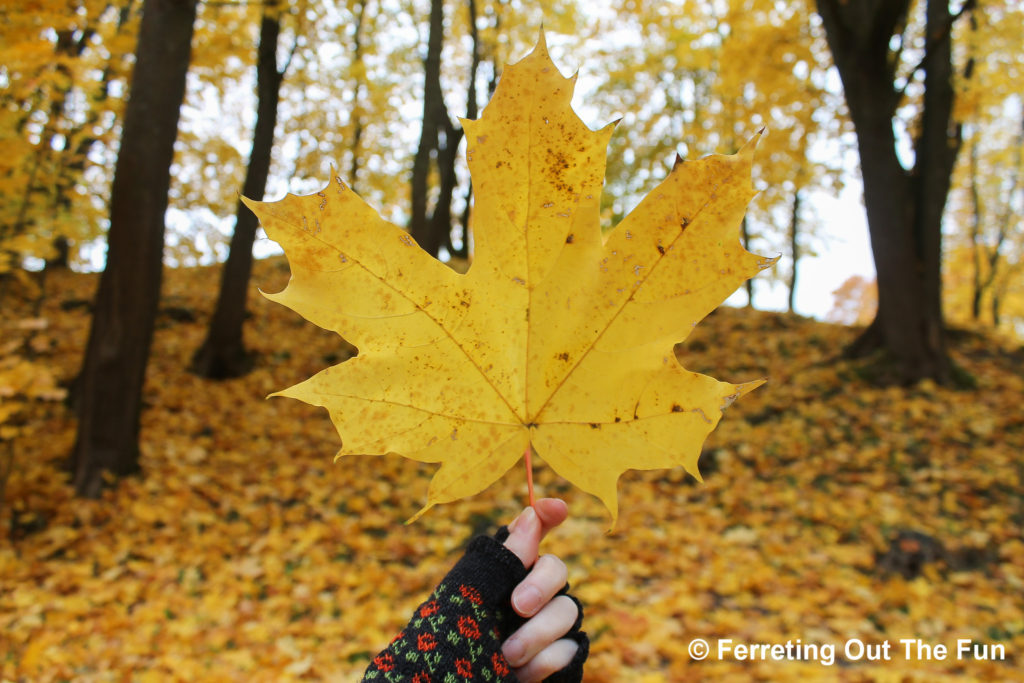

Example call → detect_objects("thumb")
503 506 541 567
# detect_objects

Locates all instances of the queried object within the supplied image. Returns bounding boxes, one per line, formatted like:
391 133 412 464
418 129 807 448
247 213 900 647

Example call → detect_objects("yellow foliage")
0 319 68 440
250 37 773 525
944 245 1024 341
826 275 877 326
0 3 136 270
587 0 844 289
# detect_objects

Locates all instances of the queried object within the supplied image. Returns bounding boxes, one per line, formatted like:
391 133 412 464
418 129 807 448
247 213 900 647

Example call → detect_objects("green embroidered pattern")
364 580 516 682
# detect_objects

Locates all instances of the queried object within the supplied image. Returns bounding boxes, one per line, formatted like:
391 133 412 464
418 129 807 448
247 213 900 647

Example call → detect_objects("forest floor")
2 259 1023 682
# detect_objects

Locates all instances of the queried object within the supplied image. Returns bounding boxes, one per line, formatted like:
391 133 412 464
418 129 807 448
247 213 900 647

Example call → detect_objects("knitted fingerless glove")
362 529 588 682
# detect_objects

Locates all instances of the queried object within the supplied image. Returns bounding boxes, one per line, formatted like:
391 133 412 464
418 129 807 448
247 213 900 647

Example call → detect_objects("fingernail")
519 506 537 532
502 635 525 666
507 511 522 533
512 584 543 616
508 506 536 535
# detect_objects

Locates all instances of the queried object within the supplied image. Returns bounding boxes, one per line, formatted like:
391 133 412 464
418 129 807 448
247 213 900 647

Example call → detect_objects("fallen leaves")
1 261 1023 681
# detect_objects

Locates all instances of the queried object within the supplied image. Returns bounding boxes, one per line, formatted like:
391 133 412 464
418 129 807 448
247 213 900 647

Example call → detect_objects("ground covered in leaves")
2 260 1023 681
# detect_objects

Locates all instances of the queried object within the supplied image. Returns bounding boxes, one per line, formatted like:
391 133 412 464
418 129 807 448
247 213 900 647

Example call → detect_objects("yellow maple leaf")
246 35 775 526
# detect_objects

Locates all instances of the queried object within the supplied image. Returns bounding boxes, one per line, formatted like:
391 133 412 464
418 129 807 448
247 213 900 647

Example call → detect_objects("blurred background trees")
2 0 1022 493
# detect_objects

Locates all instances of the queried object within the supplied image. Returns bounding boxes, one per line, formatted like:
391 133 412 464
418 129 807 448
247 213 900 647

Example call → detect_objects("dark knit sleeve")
362 531 588 682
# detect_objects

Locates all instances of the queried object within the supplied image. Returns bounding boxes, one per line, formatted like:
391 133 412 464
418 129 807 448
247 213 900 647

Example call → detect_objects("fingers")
501 595 579 672
512 554 568 618
532 497 569 531
501 499 579 681
510 639 580 683
503 498 568 567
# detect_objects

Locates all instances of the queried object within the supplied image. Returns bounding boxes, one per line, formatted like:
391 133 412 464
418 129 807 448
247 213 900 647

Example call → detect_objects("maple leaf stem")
524 446 536 508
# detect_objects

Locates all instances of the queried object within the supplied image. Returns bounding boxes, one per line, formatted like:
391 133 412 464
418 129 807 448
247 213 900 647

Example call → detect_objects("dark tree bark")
191 2 285 379
347 0 368 192
968 132 989 322
70 0 197 497
451 0 482 259
741 216 754 307
409 0 444 255
430 119 463 255
409 0 463 257
46 236 71 270
815 0 974 384
787 189 801 314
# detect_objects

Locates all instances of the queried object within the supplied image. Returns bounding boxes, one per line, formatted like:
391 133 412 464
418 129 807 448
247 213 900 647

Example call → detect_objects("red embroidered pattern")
419 600 440 618
417 633 438 652
492 652 511 676
372 653 394 672
457 615 481 640
459 584 483 605
455 658 473 677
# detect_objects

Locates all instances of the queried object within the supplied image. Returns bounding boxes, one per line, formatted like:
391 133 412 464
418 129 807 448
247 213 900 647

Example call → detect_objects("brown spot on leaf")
565 234 574 244
671 404 683 412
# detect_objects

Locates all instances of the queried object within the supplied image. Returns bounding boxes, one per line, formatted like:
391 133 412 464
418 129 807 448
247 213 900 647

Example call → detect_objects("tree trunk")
431 117 463 255
452 0 482 259
741 215 754 307
991 287 1003 328
409 0 452 257
46 236 71 270
70 0 197 497
347 0 367 192
787 189 801 314
816 0 969 384
968 132 984 321
191 4 284 379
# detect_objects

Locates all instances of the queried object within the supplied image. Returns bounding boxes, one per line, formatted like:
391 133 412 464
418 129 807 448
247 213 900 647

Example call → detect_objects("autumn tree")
208 0 416 227
943 2 1024 340
70 0 198 497
344 0 370 191
191 0 289 379
409 0 461 257
961 118 1022 328
944 117 1024 340
827 275 878 326
0 3 137 275
814 0 976 384
590 0 842 311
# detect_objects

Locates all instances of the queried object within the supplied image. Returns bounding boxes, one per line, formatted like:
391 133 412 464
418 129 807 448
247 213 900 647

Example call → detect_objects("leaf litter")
1 264 1022 680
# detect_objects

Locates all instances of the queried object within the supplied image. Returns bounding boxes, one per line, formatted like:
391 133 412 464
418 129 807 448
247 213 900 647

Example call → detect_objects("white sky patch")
726 179 875 318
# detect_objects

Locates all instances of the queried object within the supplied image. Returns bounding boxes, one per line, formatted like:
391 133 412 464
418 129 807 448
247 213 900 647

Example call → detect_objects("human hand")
500 498 583 682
